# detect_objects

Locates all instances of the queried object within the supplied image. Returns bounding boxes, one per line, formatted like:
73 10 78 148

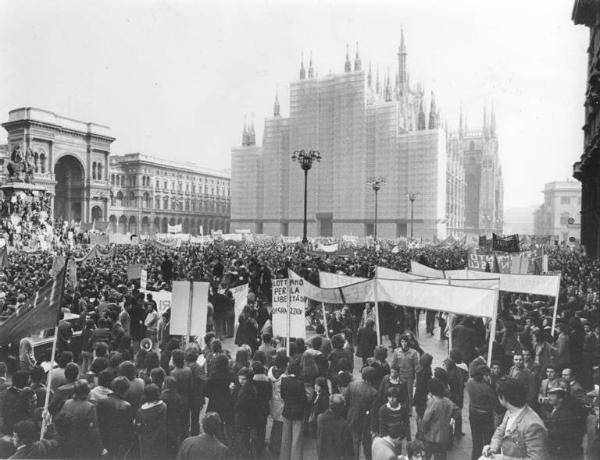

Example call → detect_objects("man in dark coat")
317 394 354 460
346 367 378 460
452 317 479 364
357 318 378 367
0 371 30 436
545 386 586 460
97 376 134 458
161 255 173 283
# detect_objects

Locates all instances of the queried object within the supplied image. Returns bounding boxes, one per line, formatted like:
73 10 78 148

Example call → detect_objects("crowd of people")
0 234 598 459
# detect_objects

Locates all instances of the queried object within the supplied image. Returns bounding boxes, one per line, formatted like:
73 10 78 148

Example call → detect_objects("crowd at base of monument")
0 221 598 459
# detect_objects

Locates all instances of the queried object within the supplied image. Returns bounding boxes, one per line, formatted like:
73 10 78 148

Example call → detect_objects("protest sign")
492 233 520 253
170 281 209 337
153 290 172 315
127 264 143 280
467 252 511 273
272 278 306 339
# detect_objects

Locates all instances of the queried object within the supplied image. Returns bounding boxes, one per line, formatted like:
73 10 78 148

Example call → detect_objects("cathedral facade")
231 34 502 239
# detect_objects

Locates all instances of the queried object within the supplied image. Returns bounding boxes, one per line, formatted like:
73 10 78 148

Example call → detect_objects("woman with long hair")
232 347 251 375
19 337 36 372
206 354 235 442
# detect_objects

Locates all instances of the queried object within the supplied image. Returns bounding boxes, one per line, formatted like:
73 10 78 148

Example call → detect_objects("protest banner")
153 290 172 315
467 252 511 273
170 281 209 338
272 278 306 340
492 233 520 253
127 264 143 280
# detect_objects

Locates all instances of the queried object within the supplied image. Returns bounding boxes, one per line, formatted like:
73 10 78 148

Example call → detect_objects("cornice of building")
110 153 230 180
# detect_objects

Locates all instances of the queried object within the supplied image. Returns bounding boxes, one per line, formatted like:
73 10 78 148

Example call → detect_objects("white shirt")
505 406 526 433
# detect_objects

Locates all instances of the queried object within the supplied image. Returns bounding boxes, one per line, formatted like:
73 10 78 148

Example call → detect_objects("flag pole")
40 256 69 440
286 278 291 357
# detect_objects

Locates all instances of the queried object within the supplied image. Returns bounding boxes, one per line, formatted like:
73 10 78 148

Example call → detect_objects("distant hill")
503 206 536 235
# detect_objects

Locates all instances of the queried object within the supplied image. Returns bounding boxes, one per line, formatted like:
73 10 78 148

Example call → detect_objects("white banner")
375 266 426 281
167 224 182 233
410 260 446 279
170 281 209 337
222 233 243 241
272 278 306 339
319 271 368 288
317 242 339 253
153 290 172 316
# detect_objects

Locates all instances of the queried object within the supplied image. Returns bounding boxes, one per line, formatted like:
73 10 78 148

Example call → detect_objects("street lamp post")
408 192 420 239
291 149 321 244
367 177 386 240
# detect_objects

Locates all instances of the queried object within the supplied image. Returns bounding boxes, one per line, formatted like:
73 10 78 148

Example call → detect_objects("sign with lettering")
467 252 511 273
153 290 172 316
272 278 306 339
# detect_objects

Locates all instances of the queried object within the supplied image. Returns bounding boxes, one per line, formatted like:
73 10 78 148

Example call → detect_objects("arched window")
163 196 169 209
92 163 97 180
116 191 123 207
98 163 103 180
128 192 135 208
39 153 46 174
143 193 150 209
111 174 115 185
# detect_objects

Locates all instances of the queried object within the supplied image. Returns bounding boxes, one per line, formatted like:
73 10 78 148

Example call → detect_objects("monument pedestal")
0 181 53 223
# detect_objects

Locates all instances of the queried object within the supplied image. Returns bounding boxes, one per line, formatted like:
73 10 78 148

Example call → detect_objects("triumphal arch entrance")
1 108 114 225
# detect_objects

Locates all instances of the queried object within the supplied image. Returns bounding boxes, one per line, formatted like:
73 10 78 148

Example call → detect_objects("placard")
140 269 147 291
153 290 172 315
272 278 306 339
127 264 143 280
170 281 209 337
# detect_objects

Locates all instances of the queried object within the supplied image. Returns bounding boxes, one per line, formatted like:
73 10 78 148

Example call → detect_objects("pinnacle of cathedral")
308 51 314 79
490 105 496 137
400 27 407 54
299 53 306 80
398 27 408 91
376 65 380 94
459 105 464 137
367 60 372 88
384 68 392 102
354 42 361 71
428 92 438 129
241 118 250 146
274 90 280 117
345 43 351 72
417 98 426 130
482 105 488 138
249 120 256 146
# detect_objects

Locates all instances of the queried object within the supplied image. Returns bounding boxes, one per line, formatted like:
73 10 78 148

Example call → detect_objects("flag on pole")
0 259 67 346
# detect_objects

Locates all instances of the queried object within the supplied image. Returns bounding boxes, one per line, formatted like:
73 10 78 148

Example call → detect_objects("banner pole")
487 290 499 367
447 278 452 352
374 279 381 346
187 281 193 346
321 302 329 338
286 278 291 357
41 257 69 440
550 272 561 337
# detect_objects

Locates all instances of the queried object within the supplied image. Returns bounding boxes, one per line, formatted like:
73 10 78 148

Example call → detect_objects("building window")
92 163 97 180
561 196 570 205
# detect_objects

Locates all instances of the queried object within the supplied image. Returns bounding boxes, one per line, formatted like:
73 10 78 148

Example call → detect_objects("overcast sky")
0 0 589 210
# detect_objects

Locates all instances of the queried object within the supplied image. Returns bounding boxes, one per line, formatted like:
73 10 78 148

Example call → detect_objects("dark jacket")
55 398 103 459
253 376 272 418
135 401 168 460
280 375 306 421
188 361 205 409
97 393 134 457
346 380 377 432
546 400 586 459
8 440 60 459
453 323 479 364
176 433 229 460
161 388 186 450
413 366 432 417
0 387 30 435
171 366 192 408
356 327 377 359
233 382 258 428
316 410 354 460
206 370 235 423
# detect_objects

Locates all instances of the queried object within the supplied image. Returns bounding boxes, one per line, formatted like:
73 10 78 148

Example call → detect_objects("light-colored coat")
489 405 548 460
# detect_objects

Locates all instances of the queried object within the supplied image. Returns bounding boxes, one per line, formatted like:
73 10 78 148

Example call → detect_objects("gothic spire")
459 105 464 137
417 98 426 130
376 65 380 94
428 92 438 129
354 42 361 71
308 51 314 79
398 27 408 92
344 43 351 72
483 105 488 138
299 52 306 80
490 105 496 136
384 68 392 102
249 119 256 146
242 117 249 146
367 60 372 88
274 90 280 117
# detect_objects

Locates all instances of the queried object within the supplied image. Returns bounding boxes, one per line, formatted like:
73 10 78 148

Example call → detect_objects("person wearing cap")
466 361 495 460
346 366 378 460
545 385 586 460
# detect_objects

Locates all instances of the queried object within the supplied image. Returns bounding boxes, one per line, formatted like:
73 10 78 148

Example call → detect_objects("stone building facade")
573 0 600 258
108 153 230 235
533 180 582 243
1 107 114 223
